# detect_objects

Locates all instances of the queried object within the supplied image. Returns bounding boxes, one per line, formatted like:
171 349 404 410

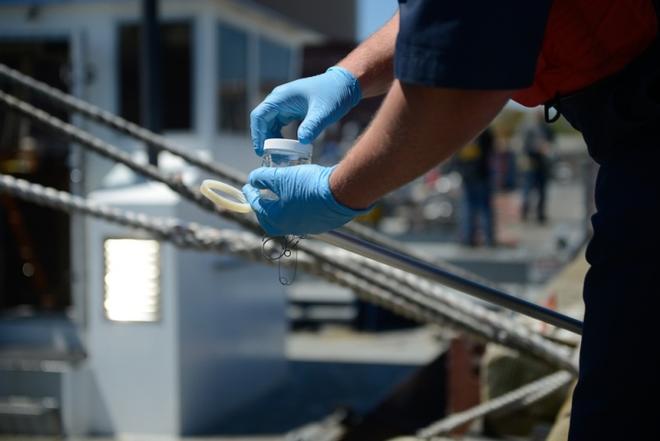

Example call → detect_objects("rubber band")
200 179 252 213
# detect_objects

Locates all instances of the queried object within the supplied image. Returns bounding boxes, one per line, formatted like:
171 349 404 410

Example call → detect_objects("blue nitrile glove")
242 165 370 236
250 66 362 155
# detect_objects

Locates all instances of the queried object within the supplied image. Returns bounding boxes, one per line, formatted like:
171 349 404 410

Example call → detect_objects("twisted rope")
0 172 462 330
0 88 577 372
418 370 573 438
0 61 503 290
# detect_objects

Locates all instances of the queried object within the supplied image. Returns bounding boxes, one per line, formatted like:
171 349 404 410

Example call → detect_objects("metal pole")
141 0 162 166
314 229 584 335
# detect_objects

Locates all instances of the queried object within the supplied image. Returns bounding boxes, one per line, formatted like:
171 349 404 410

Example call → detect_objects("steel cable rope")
418 370 573 438
319 250 577 372
316 230 582 335
0 172 478 335
0 62 578 336
340 222 501 289
0 64 578 336
0 175 263 255
0 89 263 236
0 62 584 342
286 369 574 440
295 241 576 371
0 172 577 372
0 171 573 371
0 61 502 289
0 89 578 371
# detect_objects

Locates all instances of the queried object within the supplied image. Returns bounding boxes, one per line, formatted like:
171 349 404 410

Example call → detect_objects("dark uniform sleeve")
395 0 553 90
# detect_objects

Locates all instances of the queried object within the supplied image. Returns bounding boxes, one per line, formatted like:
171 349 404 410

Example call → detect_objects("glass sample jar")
261 138 312 200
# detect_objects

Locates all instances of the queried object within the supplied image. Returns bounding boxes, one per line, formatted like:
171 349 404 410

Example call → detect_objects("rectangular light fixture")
103 238 161 322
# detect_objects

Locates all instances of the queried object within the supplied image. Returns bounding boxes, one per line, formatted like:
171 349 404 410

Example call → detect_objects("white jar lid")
263 138 312 157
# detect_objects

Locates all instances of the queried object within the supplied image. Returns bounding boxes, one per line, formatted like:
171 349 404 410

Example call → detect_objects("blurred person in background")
492 133 518 193
244 1 660 439
454 128 495 246
520 111 555 223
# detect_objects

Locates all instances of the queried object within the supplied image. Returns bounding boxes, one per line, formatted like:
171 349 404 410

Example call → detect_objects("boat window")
217 23 249 133
0 39 72 314
258 36 293 101
118 21 193 131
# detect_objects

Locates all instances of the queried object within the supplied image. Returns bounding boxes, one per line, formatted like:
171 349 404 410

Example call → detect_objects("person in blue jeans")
455 128 495 246
243 1 660 439
520 112 555 223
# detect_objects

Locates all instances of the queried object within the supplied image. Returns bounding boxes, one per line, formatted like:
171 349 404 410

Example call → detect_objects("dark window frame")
258 35 294 102
217 22 298 135
217 21 250 134
0 36 73 316
116 18 195 132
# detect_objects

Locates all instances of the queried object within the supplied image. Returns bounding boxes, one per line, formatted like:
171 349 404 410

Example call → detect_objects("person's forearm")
330 81 512 209
337 12 398 98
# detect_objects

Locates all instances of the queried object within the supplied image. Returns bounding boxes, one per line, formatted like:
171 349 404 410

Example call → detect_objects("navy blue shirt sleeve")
395 0 553 89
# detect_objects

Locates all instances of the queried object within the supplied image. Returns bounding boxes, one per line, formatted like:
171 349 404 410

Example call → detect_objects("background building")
0 0 355 437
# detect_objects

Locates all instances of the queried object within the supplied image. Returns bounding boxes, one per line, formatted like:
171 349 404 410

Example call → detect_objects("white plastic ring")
200 179 252 213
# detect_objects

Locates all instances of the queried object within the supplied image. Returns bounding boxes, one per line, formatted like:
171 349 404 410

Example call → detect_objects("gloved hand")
242 165 370 236
250 66 362 155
